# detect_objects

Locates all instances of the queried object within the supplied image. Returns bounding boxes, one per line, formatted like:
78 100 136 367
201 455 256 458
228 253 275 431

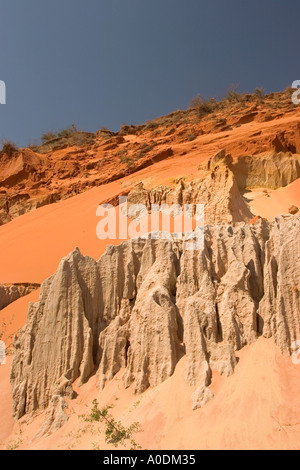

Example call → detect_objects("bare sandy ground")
1 335 300 450
249 178 300 220
0 181 122 283
0 357 14 444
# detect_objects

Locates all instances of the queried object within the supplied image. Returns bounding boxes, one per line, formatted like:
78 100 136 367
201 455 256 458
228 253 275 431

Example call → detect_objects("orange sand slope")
249 178 300 220
0 357 14 443
0 154 299 285
0 181 122 284
1 337 300 450
0 289 40 343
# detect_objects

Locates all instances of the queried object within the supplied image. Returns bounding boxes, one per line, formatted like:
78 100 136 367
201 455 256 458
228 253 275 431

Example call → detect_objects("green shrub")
0 139 18 157
41 124 78 144
119 155 135 172
41 131 57 143
58 129 72 138
57 123 78 138
145 121 159 130
86 399 142 449
254 87 265 99
189 95 218 116
224 84 247 103
138 142 156 155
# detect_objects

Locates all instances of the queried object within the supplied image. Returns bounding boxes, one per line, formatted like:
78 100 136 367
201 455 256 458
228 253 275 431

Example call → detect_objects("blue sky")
0 0 299 146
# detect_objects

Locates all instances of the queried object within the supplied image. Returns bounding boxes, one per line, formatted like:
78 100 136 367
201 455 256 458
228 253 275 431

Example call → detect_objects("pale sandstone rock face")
192 385 214 411
199 150 300 191
10 248 103 419
34 395 69 438
97 239 181 393
0 283 40 310
127 151 253 224
232 152 300 190
260 215 300 355
10 215 300 421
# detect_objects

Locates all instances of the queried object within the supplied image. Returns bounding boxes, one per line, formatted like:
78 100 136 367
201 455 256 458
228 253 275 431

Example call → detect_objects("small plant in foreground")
6 438 22 450
86 399 142 449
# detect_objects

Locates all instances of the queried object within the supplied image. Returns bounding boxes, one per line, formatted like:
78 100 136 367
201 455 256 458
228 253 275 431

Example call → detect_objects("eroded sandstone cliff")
10 214 300 426
0 283 40 311
127 150 253 224
199 150 300 191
